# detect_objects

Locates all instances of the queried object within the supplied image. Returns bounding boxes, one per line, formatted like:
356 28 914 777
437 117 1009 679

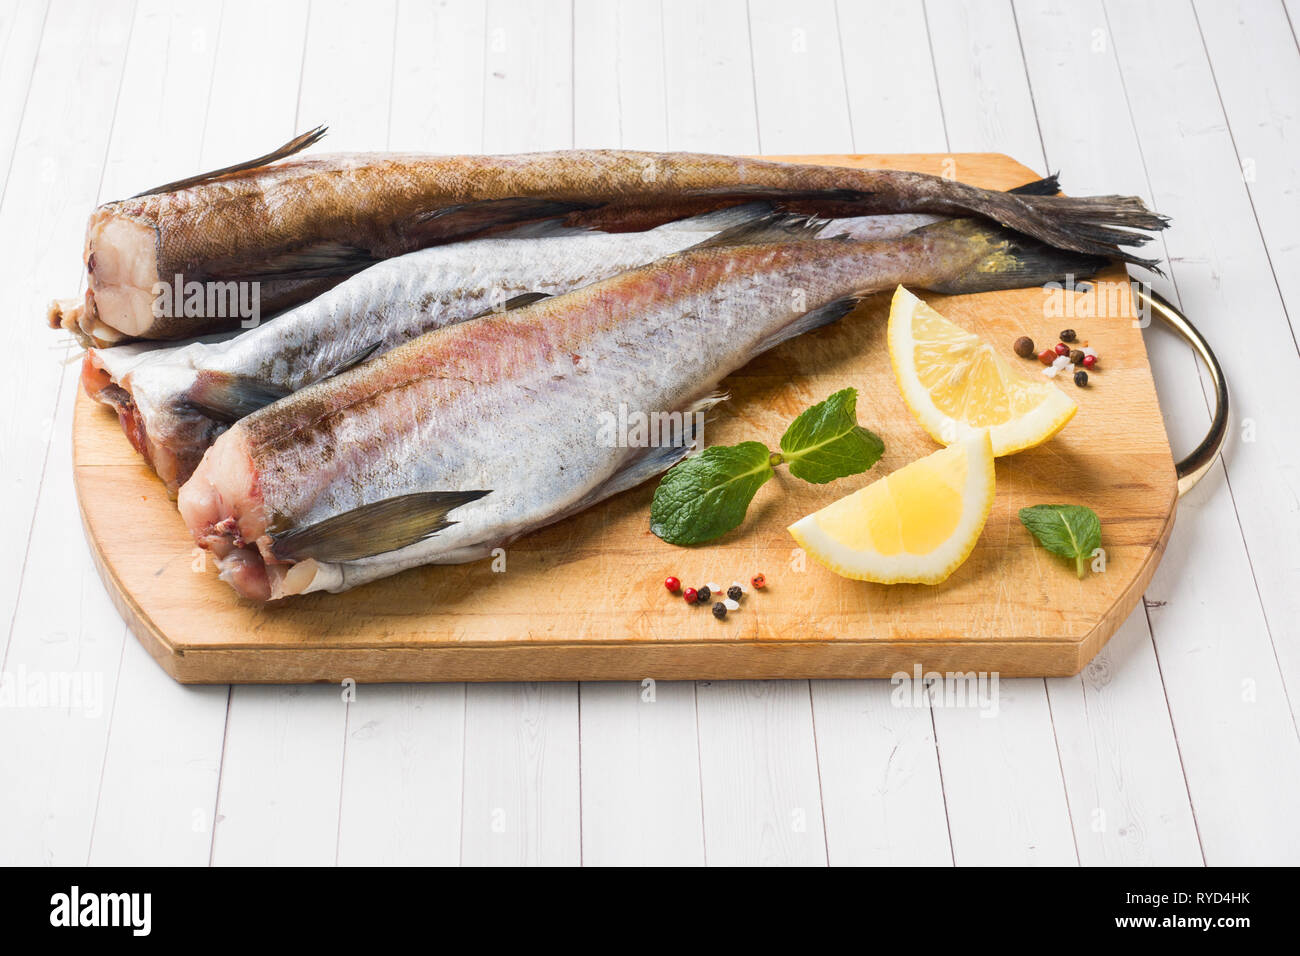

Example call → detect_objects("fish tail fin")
915 218 1112 294
933 177 1167 271
129 126 328 198
1007 173 1061 196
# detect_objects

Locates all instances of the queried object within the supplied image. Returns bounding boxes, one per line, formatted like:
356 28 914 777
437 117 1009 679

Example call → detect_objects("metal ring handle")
1133 287 1229 497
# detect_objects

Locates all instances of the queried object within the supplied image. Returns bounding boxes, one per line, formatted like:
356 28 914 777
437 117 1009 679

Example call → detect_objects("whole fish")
177 216 1108 602
50 129 1165 346
84 206 938 493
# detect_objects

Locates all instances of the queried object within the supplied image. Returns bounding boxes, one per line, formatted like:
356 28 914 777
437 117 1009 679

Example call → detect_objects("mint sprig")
650 388 883 546
1019 504 1102 578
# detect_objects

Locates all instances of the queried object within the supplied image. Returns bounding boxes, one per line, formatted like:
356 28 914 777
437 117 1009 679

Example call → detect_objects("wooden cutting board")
72 153 1177 684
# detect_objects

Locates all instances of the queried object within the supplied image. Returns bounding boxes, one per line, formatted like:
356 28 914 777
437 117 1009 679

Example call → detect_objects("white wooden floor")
0 0 1297 867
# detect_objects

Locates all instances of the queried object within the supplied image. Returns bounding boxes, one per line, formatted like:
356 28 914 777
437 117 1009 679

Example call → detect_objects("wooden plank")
482 0 572 152
1013 0 1204 867
1104 0 1300 865
0 0 133 867
662 0 758 150
573 0 667 150
836 0 946 152
459 683 581 865
388 0 486 153
0 0 47 199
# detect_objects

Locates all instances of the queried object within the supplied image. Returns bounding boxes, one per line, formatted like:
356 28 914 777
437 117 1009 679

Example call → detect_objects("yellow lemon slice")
888 286 1076 456
788 434 994 584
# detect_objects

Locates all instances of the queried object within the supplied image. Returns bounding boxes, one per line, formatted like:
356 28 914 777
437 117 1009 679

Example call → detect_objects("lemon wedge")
888 286 1076 456
788 434 994 584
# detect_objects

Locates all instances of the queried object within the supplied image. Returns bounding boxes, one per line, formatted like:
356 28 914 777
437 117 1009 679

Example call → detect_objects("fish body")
81 210 941 492
177 218 1107 601
51 140 1164 346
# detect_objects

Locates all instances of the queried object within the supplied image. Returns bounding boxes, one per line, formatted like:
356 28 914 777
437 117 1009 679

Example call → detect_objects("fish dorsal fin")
1008 174 1061 196
685 212 831 250
270 490 492 563
324 341 384 379
748 295 864 356
130 126 328 199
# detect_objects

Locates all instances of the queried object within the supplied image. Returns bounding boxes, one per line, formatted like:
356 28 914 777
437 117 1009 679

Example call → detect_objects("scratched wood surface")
72 151 1177 683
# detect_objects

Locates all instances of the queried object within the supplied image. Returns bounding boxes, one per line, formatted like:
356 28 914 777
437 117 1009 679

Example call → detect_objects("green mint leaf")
650 442 775 545
778 387 884 484
1019 504 1102 579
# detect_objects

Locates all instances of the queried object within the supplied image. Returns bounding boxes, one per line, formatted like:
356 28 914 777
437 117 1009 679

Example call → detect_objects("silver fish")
82 208 940 492
177 216 1108 601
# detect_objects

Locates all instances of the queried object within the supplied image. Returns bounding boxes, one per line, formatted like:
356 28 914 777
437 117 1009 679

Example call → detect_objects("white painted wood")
836 0 947 153
695 680 828 865
578 681 705 866
336 684 466 865
296 0 396 148
81 0 230 867
1013 0 1204 867
0 0 133 867
460 683 581 865
388 0 486 153
932 680 1078 864
748 0 852 153
1192 0 1300 705
661 0 759 151
1102 0 1300 865
482 0 572 152
573 0 668 149
0 0 47 198
810 679 952 866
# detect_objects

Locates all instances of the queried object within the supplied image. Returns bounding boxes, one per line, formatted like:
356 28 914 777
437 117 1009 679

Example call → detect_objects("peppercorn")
1013 335 1035 358
664 576 680 593
1038 348 1056 365
696 585 711 604
1068 349 1085 365
683 587 698 605
727 585 743 601
751 573 766 589
1060 329 1077 343
1054 342 1070 356
1074 369 1089 387
1081 354 1097 369
712 602 727 620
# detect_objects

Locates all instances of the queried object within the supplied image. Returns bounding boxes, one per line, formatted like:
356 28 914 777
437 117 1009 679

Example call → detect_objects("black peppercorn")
727 585 743 601
712 602 727 620
696 586 711 604
1060 328 1077 342
1073 369 1089 387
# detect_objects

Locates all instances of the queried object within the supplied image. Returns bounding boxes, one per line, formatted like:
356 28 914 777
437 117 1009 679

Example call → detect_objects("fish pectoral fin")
747 295 865 356
269 490 492 563
322 341 385 380
182 371 292 422
129 126 327 199
236 241 382 280
412 197 599 240
469 291 552 319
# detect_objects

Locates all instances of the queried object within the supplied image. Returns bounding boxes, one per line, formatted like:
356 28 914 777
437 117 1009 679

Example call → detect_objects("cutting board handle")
1134 287 1229 496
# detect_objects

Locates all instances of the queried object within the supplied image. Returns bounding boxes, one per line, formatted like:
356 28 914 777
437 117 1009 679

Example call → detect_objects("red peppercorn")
682 587 698 605
750 573 766 589
1054 342 1070 356
1081 354 1097 369
1037 348 1056 365
664 576 680 593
